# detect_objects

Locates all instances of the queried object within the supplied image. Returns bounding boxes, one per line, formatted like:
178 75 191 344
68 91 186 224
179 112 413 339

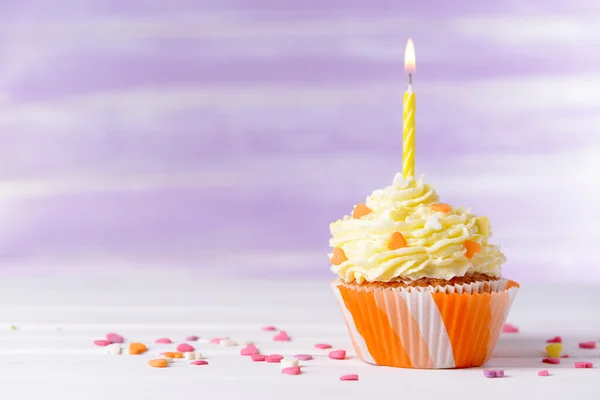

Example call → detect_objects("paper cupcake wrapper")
331 278 519 369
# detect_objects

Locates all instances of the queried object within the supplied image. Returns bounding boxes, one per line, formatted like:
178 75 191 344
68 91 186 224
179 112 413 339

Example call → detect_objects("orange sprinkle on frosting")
331 247 348 265
464 240 482 259
431 203 451 213
352 203 373 219
388 232 407 250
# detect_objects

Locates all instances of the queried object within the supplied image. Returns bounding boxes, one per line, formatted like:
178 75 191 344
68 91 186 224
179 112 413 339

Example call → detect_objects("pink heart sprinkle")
495 370 505 378
575 362 593 369
177 343 195 352
262 325 277 331
483 370 497 378
93 340 112 346
240 344 259 356
190 360 208 366
155 338 172 344
542 358 560 365
501 323 519 333
281 366 301 375
328 350 346 360
106 333 124 343
266 354 283 363
210 337 229 344
340 374 359 381
294 354 313 361
185 336 199 341
561 354 569 358
538 370 549 377
315 343 332 349
546 336 562 343
251 354 266 362
579 341 596 349
273 331 290 342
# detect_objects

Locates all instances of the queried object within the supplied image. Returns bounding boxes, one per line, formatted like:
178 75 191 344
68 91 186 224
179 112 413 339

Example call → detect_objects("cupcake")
329 173 519 369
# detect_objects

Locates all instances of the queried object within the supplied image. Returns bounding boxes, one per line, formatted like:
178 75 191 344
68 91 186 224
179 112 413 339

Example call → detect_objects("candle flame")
404 38 416 73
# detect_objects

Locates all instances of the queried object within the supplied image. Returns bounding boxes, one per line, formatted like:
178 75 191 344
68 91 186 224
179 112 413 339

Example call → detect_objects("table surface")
0 273 599 399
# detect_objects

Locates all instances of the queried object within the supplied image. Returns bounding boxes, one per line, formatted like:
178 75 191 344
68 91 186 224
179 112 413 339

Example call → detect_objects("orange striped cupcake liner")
331 279 519 369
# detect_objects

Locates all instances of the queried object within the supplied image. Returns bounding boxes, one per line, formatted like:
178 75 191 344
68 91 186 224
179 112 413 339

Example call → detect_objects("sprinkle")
431 203 451 213
281 366 301 375
464 240 482 258
574 362 593 369
273 331 291 342
495 370 505 378
9 325 17 331
148 359 168 368
184 352 195 360
94 340 112 347
105 343 122 355
542 358 560 364
219 339 238 346
546 336 562 343
388 232 407 250
340 374 359 381
425 215 442 231
190 360 209 366
210 337 229 344
240 344 260 356
330 247 348 265
164 352 183 359
546 343 563 358
579 341 596 349
281 358 299 368
501 323 519 333
328 350 346 360
315 343 332 349
240 340 254 345
483 370 497 378
128 343 147 355
252 354 266 362
106 333 124 343
177 343 195 352
185 335 199 341
538 370 549 376
294 354 313 361
561 354 569 358
352 203 373 219
194 351 203 359
266 354 284 363
262 326 277 331
155 338 172 344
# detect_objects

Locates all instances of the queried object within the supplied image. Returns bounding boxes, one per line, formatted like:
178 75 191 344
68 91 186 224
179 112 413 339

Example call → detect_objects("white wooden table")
0 273 598 399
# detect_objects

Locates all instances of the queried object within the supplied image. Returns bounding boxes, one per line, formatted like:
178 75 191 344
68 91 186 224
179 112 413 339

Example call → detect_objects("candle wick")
408 73 413 92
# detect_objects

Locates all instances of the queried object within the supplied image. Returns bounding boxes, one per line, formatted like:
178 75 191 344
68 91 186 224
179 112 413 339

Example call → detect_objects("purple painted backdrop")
1 1 600 281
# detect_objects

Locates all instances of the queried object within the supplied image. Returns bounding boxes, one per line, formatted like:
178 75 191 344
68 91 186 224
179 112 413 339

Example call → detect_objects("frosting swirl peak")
329 174 505 283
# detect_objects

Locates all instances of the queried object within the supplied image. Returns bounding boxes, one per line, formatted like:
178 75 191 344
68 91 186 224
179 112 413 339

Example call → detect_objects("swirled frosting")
329 173 506 283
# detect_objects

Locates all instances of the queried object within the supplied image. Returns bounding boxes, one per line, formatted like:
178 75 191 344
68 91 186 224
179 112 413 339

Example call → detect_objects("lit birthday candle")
403 38 416 179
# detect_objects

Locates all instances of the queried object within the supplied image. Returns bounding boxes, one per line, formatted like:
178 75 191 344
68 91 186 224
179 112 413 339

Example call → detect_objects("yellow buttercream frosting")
329 173 506 283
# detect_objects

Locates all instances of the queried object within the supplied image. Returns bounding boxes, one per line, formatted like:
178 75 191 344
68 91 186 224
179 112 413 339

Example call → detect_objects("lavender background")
1 1 599 282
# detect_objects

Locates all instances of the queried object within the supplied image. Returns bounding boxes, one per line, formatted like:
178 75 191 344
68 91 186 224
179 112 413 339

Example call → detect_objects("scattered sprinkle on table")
219 339 238 347
129 343 147 355
176 344 195 352
495 370 505 378
501 323 519 333
266 354 284 363
273 331 290 341
262 326 277 331
105 343 122 355
155 338 172 344
315 343 332 349
340 374 359 381
281 366 301 375
579 341 596 349
148 359 168 368
538 370 549 377
190 360 208 366
574 362 593 369
484 370 497 378
251 354 266 362
185 335 199 341
164 352 184 359
542 358 560 364
106 333 124 343
328 350 346 360
240 344 259 356
546 336 562 343
94 339 112 346
280 358 299 368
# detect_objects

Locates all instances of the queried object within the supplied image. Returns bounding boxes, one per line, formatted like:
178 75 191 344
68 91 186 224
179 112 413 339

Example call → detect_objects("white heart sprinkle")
425 215 442 231
280 358 299 369
184 351 195 360
104 343 121 355
219 339 238 347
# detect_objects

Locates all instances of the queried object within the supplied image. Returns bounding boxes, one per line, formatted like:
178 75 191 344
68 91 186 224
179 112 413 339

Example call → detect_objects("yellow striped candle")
403 38 416 179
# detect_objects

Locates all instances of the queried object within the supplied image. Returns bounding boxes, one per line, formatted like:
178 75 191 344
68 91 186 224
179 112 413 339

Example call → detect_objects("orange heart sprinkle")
129 343 147 355
148 359 168 368
388 232 407 250
352 203 373 219
164 352 183 358
431 203 451 213
464 240 482 259
330 247 348 265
